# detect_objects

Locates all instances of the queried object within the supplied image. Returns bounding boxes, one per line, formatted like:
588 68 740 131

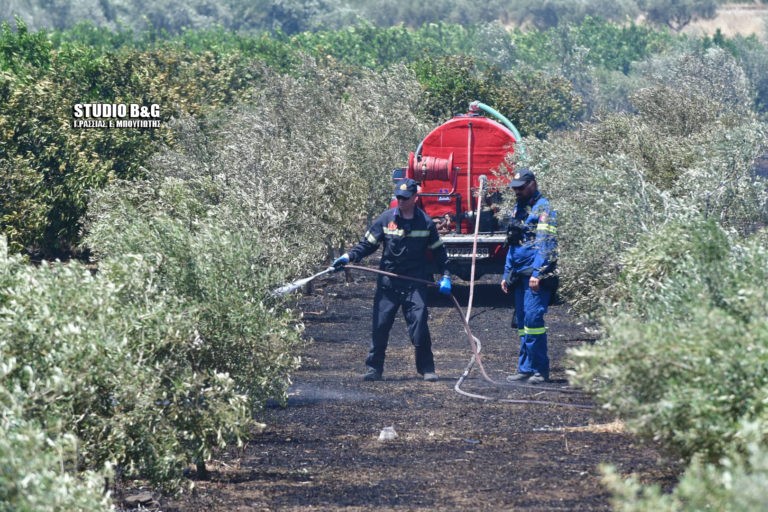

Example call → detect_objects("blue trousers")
366 285 435 375
512 277 552 378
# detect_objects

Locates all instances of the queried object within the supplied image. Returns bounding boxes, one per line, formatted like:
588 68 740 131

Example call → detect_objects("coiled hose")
345 264 593 409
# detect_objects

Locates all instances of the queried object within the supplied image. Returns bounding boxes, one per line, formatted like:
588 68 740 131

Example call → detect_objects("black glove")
506 219 526 246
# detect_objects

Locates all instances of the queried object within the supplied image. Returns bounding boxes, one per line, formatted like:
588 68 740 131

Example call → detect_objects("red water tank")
407 111 516 233
399 105 519 279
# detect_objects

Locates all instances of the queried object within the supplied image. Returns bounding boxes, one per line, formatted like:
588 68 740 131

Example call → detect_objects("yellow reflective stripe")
536 223 557 234
429 239 444 249
524 326 547 335
409 230 430 238
383 227 405 237
365 231 378 244
517 328 525 336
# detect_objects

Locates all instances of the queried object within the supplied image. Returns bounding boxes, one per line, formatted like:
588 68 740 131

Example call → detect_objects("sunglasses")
511 181 531 191
396 195 414 201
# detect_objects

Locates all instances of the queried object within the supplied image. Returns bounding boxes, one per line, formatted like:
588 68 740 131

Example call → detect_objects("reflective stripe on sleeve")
536 223 557 234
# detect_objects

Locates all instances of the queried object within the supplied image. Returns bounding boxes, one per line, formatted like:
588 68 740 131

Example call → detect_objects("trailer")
393 101 522 281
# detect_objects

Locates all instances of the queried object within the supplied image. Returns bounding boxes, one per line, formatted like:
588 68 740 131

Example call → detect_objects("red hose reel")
408 152 455 187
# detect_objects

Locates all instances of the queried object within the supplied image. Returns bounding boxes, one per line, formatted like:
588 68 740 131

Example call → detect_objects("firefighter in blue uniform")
501 169 558 384
332 178 452 382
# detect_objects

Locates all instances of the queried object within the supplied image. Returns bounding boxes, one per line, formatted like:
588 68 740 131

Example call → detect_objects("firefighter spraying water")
271 102 581 406
326 98 527 382
332 178 451 382
274 100 523 297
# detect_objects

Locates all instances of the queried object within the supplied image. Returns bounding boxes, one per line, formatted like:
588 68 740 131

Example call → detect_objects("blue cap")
394 178 418 198
509 168 535 188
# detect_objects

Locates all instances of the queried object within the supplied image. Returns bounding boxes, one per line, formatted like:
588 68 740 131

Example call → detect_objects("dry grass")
560 419 627 433
683 3 768 41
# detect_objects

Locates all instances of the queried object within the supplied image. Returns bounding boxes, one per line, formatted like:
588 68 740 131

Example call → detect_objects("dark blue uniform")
503 191 558 379
347 206 449 375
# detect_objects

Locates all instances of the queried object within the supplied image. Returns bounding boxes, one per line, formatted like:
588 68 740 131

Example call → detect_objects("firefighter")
332 178 452 382
501 169 558 384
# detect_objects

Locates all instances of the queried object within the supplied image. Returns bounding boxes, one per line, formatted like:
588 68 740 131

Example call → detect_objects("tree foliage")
638 0 718 31
0 20 271 257
0 242 262 494
86 60 428 266
1 0 647 33
714 33 768 115
571 220 768 464
530 44 768 511
411 55 584 136
512 0 641 30
524 46 768 314
2 6 768 507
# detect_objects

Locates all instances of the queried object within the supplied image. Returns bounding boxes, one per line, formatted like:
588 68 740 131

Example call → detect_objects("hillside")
684 2 768 40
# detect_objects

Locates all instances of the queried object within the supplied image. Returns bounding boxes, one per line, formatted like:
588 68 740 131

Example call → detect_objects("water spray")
271 266 336 297
272 259 591 407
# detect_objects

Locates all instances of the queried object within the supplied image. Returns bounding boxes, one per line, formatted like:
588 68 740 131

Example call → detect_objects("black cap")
509 168 535 188
394 178 418 198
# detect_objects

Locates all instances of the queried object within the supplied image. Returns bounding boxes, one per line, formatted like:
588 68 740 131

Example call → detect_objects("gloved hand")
332 253 350 271
438 274 452 295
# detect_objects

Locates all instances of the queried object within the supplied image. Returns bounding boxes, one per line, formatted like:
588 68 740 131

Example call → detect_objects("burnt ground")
151 268 681 511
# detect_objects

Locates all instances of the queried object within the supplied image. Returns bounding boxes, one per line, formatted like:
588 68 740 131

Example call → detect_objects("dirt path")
158 269 679 511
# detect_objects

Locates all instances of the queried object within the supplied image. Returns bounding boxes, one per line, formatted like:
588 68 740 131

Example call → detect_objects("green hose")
469 101 526 159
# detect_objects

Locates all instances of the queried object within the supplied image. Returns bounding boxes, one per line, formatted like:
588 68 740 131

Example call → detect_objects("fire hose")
451 176 589 406
457 173 486 398
342 264 592 409
275 265 591 408
271 232 592 406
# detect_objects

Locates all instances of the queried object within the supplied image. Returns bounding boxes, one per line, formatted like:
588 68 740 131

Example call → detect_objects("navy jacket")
348 206 448 286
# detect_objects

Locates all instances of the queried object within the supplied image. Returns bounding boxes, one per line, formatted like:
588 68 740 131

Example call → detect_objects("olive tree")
638 0 718 32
